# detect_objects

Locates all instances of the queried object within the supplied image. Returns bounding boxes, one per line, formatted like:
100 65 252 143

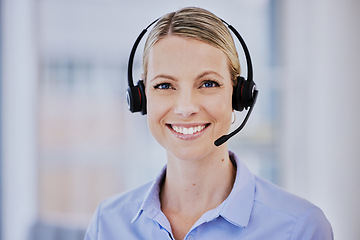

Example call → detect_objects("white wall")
281 0 360 239
1 0 38 240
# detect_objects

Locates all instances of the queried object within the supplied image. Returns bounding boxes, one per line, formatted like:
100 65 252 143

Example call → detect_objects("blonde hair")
142 7 240 86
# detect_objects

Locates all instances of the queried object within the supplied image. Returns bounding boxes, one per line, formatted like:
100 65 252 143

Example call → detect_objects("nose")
173 90 200 117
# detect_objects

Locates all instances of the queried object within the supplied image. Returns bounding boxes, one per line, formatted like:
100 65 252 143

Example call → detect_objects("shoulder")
98 181 153 214
253 176 333 239
254 176 315 216
84 181 154 240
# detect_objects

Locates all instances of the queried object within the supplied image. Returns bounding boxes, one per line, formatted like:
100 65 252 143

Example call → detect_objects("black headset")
126 16 258 146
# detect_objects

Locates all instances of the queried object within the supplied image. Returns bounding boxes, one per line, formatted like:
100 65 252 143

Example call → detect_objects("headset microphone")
214 90 258 146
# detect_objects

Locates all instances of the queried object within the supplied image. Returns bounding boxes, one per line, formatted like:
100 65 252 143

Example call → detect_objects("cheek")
204 91 233 122
146 94 170 133
146 92 169 115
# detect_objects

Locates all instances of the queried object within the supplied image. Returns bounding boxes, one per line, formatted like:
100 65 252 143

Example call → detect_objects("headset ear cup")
126 80 147 114
138 80 147 115
233 76 245 111
232 76 256 111
126 86 142 113
241 79 256 110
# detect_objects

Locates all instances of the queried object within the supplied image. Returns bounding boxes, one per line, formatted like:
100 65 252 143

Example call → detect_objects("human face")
145 36 233 161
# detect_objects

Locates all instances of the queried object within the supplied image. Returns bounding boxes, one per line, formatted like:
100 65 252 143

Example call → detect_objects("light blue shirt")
85 152 333 240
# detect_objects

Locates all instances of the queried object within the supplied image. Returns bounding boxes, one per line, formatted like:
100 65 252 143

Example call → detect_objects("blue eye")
201 80 220 88
154 83 172 90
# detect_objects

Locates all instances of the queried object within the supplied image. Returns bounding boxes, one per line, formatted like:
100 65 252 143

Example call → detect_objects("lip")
166 123 210 140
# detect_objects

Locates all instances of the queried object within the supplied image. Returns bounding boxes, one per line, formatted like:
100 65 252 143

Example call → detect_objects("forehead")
147 36 230 78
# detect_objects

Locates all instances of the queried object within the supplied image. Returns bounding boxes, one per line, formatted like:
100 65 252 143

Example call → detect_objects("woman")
85 7 333 240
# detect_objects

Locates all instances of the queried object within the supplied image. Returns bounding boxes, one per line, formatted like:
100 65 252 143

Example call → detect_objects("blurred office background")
1 0 360 239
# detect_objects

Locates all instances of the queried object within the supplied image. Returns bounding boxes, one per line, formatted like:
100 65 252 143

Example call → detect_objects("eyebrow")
149 74 177 82
196 71 224 80
149 71 224 82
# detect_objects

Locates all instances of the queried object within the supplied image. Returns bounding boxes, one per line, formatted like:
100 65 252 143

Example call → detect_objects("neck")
160 148 236 216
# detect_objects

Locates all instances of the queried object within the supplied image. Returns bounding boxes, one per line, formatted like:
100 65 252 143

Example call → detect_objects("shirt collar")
131 165 166 223
219 151 255 227
132 151 255 228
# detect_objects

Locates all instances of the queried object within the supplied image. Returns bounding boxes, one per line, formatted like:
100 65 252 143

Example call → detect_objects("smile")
172 124 206 134
167 123 210 137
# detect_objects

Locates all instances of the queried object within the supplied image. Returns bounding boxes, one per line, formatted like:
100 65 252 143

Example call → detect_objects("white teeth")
171 125 206 135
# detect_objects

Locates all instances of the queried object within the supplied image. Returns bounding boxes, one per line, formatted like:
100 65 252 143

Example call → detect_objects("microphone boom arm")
214 90 258 147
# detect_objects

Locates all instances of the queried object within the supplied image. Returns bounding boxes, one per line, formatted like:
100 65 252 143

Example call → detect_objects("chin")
165 141 221 162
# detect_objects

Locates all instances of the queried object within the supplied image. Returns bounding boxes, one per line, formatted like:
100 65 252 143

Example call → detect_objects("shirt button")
187 236 193 240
